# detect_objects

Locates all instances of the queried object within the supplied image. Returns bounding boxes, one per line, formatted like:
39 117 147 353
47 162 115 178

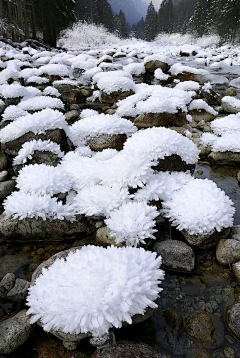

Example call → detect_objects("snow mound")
68 113 137 147
39 64 70 77
18 96 64 111
105 202 159 247
123 127 199 164
211 113 240 135
117 84 193 117
123 63 145 76
202 132 240 153
170 63 208 76
134 171 193 203
154 69 170 81
0 109 68 143
97 76 135 95
4 191 74 221
73 184 130 217
144 54 173 66
189 99 217 115
162 179 235 236
27 245 164 337
16 164 73 196
0 83 41 99
13 140 64 166
175 81 200 92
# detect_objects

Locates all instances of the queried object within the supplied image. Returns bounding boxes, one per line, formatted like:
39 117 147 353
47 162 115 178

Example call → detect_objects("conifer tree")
144 2 158 41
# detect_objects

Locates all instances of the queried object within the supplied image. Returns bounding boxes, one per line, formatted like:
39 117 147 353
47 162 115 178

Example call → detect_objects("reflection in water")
194 163 240 225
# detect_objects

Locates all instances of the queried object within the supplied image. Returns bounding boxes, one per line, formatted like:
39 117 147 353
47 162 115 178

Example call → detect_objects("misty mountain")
108 0 148 25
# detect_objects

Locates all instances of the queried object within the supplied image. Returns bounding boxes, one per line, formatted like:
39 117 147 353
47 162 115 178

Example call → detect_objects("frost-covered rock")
188 99 218 123
144 54 172 74
123 127 199 171
222 96 240 114
117 84 193 119
27 245 164 337
13 139 64 166
162 179 235 247
170 63 208 83
68 113 137 150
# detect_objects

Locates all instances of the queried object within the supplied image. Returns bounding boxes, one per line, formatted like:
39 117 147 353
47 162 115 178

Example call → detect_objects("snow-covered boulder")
188 99 218 123
144 54 172 74
98 75 136 104
27 245 164 343
123 127 199 172
162 179 235 249
170 63 208 83
117 84 193 128
222 96 240 114
0 109 69 157
68 113 137 151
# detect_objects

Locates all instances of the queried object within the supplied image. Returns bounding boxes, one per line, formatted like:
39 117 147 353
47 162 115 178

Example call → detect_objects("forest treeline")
144 0 240 42
0 0 240 46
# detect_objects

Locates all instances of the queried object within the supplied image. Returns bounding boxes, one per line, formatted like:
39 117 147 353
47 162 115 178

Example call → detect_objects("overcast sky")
142 0 162 9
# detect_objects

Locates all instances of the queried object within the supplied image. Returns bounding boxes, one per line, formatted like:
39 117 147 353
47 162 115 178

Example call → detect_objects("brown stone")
99 90 134 104
145 60 170 74
36 338 91 358
186 312 224 349
87 134 127 152
174 72 205 83
134 112 187 129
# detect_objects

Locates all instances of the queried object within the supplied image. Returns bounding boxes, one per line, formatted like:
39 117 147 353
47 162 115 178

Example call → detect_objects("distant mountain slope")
108 0 148 25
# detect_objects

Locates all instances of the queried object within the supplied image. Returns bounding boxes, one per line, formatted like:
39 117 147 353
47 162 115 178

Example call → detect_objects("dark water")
195 163 240 225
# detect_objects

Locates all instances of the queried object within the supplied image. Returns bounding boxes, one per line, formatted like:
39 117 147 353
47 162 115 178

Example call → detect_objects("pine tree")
158 0 174 33
144 2 158 41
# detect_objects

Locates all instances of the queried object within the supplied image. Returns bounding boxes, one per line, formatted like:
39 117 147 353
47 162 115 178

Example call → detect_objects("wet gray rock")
208 151 240 167
0 273 16 299
182 227 230 250
216 238 240 265
0 213 95 242
0 179 15 200
153 240 195 272
0 153 8 171
186 312 224 349
0 310 31 355
65 110 79 122
227 301 240 341
188 110 216 123
92 341 167 358
6 278 30 302
237 171 240 184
